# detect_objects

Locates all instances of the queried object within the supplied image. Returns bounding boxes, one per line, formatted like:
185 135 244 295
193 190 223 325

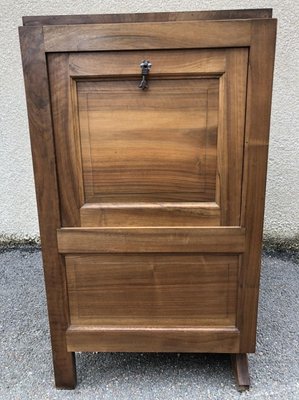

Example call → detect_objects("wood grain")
66 326 240 353
23 9 273 26
57 227 246 253
43 20 252 52
80 202 220 227
19 26 76 388
66 254 238 326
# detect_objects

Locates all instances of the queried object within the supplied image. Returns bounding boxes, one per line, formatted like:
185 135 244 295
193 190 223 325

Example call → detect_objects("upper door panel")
48 48 248 227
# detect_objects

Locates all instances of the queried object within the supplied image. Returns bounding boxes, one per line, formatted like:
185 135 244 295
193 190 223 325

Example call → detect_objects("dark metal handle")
138 60 152 90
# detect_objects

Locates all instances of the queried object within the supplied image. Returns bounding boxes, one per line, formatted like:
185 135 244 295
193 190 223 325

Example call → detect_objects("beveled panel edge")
80 203 221 227
81 202 220 209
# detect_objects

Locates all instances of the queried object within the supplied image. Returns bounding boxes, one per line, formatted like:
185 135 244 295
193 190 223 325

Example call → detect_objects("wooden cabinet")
19 9 276 390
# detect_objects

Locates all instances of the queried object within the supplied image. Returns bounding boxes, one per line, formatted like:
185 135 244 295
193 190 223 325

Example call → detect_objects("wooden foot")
231 353 250 391
53 351 77 389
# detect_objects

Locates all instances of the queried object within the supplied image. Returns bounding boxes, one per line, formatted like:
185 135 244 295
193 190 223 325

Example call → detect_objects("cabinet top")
22 9 273 27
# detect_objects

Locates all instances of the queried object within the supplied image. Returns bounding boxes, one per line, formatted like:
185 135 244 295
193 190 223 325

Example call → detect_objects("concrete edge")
262 232 299 253
0 234 40 252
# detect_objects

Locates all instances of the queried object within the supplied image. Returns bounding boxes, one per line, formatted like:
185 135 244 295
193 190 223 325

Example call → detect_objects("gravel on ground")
0 247 298 400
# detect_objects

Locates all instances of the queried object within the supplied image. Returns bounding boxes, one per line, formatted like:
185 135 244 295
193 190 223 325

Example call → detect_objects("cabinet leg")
231 353 250 391
53 351 77 389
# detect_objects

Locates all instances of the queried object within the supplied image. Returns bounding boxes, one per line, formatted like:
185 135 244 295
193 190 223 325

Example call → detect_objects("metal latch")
138 60 152 90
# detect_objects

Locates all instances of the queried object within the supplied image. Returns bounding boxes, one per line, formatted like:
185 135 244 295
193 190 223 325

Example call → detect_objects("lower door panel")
64 254 242 353
66 254 238 327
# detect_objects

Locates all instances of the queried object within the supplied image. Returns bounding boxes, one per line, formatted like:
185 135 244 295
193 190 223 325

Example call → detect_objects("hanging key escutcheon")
138 60 152 90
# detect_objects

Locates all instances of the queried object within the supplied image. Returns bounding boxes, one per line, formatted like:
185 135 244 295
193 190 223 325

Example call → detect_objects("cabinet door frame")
19 16 276 387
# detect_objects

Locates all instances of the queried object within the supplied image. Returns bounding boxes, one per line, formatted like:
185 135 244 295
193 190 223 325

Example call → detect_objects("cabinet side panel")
19 26 76 388
238 19 277 352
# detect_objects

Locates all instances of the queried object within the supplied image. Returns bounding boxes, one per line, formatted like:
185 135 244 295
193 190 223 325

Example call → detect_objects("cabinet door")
48 48 247 228
44 21 252 353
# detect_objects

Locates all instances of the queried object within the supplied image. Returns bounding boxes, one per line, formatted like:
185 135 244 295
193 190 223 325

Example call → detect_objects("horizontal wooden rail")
57 227 245 253
42 20 252 52
66 325 240 353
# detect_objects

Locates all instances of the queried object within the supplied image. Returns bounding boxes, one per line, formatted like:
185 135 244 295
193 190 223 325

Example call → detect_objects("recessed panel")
77 78 218 202
66 254 238 327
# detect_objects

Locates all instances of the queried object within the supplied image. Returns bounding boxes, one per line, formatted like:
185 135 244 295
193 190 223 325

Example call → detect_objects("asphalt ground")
0 247 298 400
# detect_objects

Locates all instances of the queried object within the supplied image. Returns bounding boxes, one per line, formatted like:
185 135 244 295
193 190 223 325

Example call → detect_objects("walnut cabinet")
19 9 276 390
